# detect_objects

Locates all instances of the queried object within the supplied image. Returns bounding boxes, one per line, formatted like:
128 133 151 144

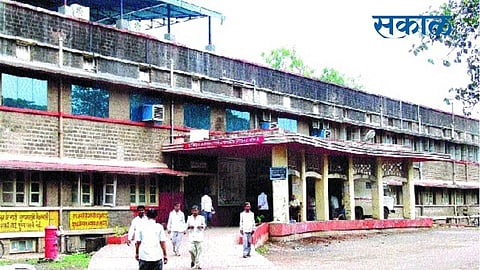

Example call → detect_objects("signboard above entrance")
270 167 288 180
183 136 264 149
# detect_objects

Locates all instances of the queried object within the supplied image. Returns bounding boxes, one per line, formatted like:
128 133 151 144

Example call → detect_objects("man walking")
201 192 214 227
239 202 256 258
127 205 147 246
135 208 168 270
167 202 186 256
186 205 206 269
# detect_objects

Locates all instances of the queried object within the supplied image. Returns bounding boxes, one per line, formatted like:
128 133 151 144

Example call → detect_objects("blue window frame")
1 74 47 110
278 117 298 133
130 93 162 121
71 85 109 118
184 103 210 129
226 109 250 132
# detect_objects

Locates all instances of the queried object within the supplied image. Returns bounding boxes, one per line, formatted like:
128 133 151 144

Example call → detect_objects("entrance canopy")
162 129 451 162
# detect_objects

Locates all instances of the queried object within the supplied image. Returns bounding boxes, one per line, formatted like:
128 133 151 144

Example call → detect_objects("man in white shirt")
186 205 206 269
135 208 168 270
257 192 269 222
127 205 147 246
201 192 214 227
330 195 340 220
167 202 186 256
239 201 256 258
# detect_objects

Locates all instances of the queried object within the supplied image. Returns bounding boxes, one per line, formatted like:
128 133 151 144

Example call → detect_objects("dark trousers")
139 259 163 270
201 210 212 226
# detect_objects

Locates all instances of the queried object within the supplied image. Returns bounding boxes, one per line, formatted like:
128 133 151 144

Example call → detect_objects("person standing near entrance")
135 208 168 270
240 202 256 258
167 202 186 256
186 205 206 269
127 205 147 246
201 192 214 227
257 191 269 222
330 195 340 220
289 195 301 222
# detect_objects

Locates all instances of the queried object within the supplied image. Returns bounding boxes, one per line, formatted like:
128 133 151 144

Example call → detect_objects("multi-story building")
0 0 478 255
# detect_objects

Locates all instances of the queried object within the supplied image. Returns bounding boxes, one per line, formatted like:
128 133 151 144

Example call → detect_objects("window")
233 86 242 98
226 109 250 132
1 73 47 110
103 176 116 206
30 172 42 206
422 189 434 205
184 103 211 129
72 174 93 206
130 93 162 121
455 191 465 205
129 176 157 205
72 173 117 206
392 186 402 205
471 191 479 205
1 171 25 206
0 171 42 206
71 85 109 118
441 189 449 205
11 239 36 253
278 117 297 133
365 182 372 189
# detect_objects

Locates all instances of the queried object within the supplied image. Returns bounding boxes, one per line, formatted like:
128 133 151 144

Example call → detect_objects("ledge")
269 218 433 238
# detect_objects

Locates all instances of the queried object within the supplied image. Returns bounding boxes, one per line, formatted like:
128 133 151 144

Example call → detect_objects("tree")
261 47 315 77
261 47 363 89
410 0 479 116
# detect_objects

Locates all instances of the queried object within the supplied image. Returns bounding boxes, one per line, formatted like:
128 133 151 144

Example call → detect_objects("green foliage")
114 225 129 236
256 214 265 224
261 46 364 89
37 253 91 269
0 253 91 269
260 47 315 77
411 0 479 115
255 244 269 254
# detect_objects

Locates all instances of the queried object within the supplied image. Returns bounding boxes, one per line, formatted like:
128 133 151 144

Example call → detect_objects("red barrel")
45 226 58 260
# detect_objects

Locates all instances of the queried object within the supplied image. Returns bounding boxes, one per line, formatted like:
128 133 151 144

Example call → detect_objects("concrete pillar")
344 156 355 220
402 161 416 219
315 154 329 221
372 157 384 219
271 145 289 223
300 150 307 222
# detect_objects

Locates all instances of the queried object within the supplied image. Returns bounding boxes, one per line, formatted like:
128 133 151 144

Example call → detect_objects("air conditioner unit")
71 4 90 20
142 104 164 122
312 120 321 129
261 111 271 122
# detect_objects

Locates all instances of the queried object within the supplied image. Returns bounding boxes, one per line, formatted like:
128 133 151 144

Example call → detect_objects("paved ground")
88 227 273 270
88 226 480 270
2 225 477 270
262 226 480 270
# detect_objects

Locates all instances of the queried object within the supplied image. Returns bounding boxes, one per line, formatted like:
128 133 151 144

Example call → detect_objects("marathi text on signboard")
270 167 288 180
0 211 59 232
184 136 264 149
69 211 108 230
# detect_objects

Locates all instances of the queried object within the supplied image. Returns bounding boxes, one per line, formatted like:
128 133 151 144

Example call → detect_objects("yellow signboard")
0 211 59 232
69 211 108 230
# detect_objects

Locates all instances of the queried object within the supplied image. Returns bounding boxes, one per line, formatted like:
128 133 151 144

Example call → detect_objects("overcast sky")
148 0 477 118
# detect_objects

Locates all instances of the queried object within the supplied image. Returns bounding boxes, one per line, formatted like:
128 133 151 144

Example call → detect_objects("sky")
145 0 477 118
